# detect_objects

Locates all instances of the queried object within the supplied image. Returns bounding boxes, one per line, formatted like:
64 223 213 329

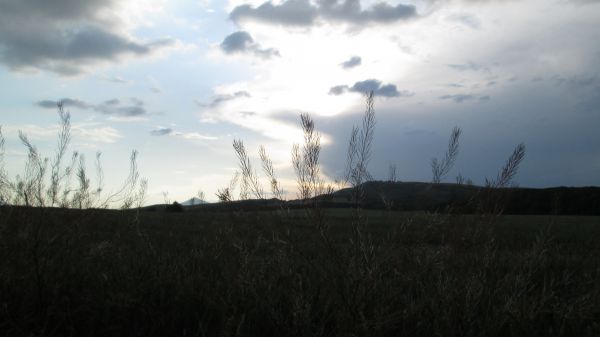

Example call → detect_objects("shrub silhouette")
165 201 184 212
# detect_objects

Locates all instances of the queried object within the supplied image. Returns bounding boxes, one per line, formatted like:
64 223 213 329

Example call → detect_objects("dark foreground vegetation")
1 206 599 336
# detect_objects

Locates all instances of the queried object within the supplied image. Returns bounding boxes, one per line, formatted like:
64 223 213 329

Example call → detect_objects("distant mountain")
329 181 479 210
180 197 209 206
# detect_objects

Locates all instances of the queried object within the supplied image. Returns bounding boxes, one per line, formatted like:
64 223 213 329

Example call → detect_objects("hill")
329 181 600 215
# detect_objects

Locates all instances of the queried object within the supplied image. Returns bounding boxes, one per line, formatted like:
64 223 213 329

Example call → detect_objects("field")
1 206 599 337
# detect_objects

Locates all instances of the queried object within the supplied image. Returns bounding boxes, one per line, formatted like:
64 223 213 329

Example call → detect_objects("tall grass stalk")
344 92 376 197
233 139 264 200
431 126 461 184
259 145 284 200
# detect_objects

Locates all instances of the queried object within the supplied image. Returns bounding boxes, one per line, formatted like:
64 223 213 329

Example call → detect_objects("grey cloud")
36 97 148 117
200 91 252 108
352 79 392 94
221 31 254 53
36 98 91 109
341 56 361 69
329 85 349 95
230 0 417 27
95 105 146 117
321 0 417 24
231 0 318 26
36 100 59 109
150 127 174 136
0 0 116 23
552 74 600 113
439 94 490 103
448 62 485 72
0 0 174 75
62 27 152 59
94 98 146 116
552 75 599 90
220 31 280 59
150 127 217 141
329 79 412 97
104 98 120 105
130 97 144 106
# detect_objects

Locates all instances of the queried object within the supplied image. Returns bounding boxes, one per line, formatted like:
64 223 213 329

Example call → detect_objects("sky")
0 0 599 204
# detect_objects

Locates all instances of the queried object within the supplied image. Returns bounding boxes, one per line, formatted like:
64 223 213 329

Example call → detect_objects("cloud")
178 132 218 141
150 127 174 136
98 74 130 84
448 13 481 29
36 97 149 117
230 0 318 27
329 79 412 97
199 91 252 108
36 98 91 109
448 62 485 72
439 94 490 103
0 0 175 75
71 123 122 143
220 31 280 59
149 126 217 141
340 56 361 69
4 121 121 144
94 98 147 117
328 85 348 95
229 0 418 28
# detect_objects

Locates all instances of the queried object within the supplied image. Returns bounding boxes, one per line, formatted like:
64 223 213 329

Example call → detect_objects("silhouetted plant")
455 172 472 185
233 139 264 200
343 91 376 210
485 143 526 188
0 126 6 204
431 126 461 184
344 92 376 188
479 143 527 216
292 113 327 202
259 145 284 200
216 170 240 202
388 163 397 183
47 103 71 207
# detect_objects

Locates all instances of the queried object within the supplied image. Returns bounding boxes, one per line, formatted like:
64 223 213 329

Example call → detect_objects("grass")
1 206 599 337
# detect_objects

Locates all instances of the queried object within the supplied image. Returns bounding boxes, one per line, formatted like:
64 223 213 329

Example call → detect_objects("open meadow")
1 206 599 336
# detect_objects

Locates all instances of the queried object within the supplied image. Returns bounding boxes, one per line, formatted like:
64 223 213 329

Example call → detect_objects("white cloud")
3 122 122 144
